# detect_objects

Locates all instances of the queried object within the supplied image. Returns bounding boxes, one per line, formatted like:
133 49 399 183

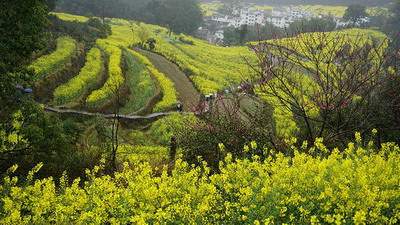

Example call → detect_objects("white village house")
211 8 265 28
266 6 313 28
201 2 371 44
211 6 314 29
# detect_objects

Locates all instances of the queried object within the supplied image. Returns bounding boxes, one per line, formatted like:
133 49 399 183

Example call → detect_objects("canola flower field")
53 47 104 105
14 13 400 224
32 13 386 138
86 40 124 109
29 36 78 79
1 136 399 224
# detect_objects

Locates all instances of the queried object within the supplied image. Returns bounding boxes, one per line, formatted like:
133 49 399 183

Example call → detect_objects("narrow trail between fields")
136 48 201 111
45 106 188 123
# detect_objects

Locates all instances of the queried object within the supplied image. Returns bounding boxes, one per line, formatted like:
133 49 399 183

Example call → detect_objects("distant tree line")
56 0 203 34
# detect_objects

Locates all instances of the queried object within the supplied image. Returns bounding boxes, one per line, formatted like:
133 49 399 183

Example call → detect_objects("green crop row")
120 49 157 114
86 41 124 109
53 47 104 105
51 12 89 23
30 36 77 79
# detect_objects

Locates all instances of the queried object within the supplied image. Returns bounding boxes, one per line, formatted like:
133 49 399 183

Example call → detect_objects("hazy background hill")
201 0 392 6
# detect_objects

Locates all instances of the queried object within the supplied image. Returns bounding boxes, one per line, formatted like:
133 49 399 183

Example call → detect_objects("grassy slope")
51 12 89 22
120 49 157 114
200 2 223 16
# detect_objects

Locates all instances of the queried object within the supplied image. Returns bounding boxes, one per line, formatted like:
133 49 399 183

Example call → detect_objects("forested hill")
56 0 203 34
56 0 150 19
201 0 392 6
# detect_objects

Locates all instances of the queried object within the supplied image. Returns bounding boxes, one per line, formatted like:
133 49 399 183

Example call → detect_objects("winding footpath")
136 48 201 111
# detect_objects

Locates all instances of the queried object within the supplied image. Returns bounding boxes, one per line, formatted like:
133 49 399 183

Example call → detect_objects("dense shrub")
176 99 275 171
0 137 399 224
49 14 111 48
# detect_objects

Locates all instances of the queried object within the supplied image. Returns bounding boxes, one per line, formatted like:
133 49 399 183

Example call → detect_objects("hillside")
31 12 386 141
2 1 400 223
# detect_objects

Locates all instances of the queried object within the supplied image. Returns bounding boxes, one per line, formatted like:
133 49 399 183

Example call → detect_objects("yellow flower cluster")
86 41 124 109
29 36 77 79
1 139 399 224
154 34 255 94
53 47 104 105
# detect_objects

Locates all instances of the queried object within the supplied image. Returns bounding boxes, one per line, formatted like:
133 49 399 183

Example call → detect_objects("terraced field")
31 13 385 138
30 36 78 79
75 18 254 94
32 14 181 114
120 49 158 114
154 34 255 94
53 47 104 106
86 41 124 110
125 49 178 112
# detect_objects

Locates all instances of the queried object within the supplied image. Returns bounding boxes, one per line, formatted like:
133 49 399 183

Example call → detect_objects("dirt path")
45 106 189 123
136 49 200 111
